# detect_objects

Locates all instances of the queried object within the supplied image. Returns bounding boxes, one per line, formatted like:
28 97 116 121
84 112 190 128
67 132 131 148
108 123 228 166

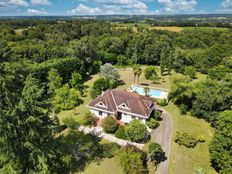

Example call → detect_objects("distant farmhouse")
87 89 155 124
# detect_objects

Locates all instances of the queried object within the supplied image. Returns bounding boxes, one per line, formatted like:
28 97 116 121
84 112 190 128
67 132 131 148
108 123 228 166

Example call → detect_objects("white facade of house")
89 108 147 124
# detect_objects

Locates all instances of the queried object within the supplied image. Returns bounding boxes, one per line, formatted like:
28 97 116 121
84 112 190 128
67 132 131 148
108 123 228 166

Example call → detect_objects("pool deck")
128 84 168 99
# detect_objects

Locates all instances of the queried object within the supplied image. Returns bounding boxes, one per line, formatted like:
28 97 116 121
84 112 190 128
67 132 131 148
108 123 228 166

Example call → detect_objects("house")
87 89 155 124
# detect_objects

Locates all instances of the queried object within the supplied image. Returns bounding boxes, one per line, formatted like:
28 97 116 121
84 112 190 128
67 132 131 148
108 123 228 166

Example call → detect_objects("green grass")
76 158 124 174
112 23 230 33
164 103 216 174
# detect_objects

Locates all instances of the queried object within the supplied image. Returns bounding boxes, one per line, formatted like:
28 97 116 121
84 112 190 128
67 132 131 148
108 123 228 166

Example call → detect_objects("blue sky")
0 0 232 16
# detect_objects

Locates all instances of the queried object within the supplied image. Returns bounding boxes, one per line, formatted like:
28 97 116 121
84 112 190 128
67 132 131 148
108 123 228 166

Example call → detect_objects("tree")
117 54 128 66
69 72 85 96
125 120 147 142
91 78 111 99
209 110 232 174
101 116 118 133
133 66 138 84
183 66 196 79
100 63 120 84
0 75 61 173
117 145 146 174
143 87 150 96
137 67 142 84
47 68 62 94
144 66 158 80
53 84 81 112
148 143 164 163
168 74 194 110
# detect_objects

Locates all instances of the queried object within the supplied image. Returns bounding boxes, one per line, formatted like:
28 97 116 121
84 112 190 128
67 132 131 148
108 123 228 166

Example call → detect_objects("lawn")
76 158 123 174
164 103 216 174
59 66 216 174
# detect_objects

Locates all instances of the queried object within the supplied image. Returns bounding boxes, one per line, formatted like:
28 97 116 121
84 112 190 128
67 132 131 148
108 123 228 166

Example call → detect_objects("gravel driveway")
152 108 173 174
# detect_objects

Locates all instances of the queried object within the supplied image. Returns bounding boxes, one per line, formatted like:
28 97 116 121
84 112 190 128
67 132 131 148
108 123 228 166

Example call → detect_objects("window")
99 111 103 116
131 116 135 119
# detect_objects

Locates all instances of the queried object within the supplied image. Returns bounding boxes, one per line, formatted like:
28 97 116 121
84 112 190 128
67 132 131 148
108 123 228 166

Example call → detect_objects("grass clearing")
164 103 216 174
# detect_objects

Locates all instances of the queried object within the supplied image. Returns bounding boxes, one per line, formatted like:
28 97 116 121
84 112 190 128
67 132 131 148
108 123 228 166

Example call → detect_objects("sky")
0 0 232 16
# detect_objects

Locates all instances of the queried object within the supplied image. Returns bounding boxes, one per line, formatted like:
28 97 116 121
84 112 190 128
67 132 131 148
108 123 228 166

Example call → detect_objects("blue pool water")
132 86 163 98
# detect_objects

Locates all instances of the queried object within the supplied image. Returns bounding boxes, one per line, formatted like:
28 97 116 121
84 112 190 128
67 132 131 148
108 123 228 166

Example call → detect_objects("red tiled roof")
88 89 155 118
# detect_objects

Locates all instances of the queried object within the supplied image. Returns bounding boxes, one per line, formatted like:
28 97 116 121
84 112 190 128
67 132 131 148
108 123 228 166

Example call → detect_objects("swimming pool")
129 85 168 99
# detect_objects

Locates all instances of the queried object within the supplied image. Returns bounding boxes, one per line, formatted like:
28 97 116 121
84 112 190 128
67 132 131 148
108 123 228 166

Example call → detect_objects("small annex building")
87 89 155 124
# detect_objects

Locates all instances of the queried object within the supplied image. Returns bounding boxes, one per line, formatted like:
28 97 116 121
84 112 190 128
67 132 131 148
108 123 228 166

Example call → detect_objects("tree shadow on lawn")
60 130 119 174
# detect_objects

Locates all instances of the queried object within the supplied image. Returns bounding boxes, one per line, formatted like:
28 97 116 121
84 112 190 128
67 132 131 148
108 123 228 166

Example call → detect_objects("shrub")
179 104 188 115
117 145 147 174
101 116 118 133
196 135 205 142
81 112 95 126
102 143 121 158
153 110 161 120
146 118 159 129
174 131 198 148
125 120 147 142
157 99 168 106
115 126 128 140
62 116 79 130
148 143 164 162
91 78 110 99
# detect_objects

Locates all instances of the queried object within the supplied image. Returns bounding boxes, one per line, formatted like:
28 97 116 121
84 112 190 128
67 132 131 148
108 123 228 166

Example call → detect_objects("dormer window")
96 102 107 108
118 103 130 110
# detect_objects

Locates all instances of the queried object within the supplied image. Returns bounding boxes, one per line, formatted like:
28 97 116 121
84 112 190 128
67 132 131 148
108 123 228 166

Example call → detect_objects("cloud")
0 0 29 7
31 0 51 5
220 0 232 10
158 0 197 12
67 4 103 14
67 0 149 15
27 8 48 15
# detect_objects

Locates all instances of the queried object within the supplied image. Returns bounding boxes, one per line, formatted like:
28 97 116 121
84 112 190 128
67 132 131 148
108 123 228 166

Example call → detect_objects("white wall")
90 109 147 124
120 113 146 124
90 109 109 119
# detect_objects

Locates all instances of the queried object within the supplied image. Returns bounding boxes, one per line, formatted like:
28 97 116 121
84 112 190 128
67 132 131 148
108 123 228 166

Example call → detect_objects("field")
59 66 216 174
112 23 229 33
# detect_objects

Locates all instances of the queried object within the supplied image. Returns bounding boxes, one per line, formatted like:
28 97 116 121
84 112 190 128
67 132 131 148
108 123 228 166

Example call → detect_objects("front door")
116 112 122 120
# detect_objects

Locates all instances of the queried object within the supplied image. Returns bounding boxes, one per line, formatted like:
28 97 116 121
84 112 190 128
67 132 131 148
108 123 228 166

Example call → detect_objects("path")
78 125 145 149
152 107 173 174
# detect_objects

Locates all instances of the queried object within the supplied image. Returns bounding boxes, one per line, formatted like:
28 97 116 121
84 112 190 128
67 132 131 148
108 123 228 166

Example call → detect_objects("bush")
117 145 147 174
91 78 110 99
115 126 128 140
157 99 168 106
62 116 79 130
125 120 147 142
174 131 198 148
179 104 188 115
148 143 164 162
81 112 95 126
146 118 159 129
153 110 162 120
196 135 205 143
101 116 118 133
101 143 121 158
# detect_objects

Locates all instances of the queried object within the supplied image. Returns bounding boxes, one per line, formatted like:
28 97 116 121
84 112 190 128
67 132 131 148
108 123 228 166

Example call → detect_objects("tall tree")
137 67 142 84
47 68 62 94
100 63 120 84
0 75 60 173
